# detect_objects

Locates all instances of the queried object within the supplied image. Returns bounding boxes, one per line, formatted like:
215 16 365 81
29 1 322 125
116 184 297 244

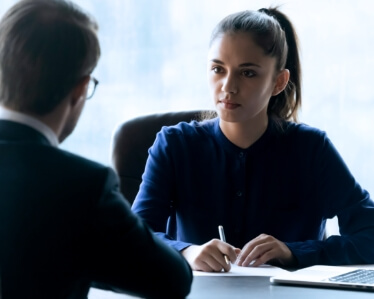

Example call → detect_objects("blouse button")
239 152 244 158
236 191 242 197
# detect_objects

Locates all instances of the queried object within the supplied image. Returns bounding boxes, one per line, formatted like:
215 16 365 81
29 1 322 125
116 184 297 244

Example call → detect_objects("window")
1 0 373 198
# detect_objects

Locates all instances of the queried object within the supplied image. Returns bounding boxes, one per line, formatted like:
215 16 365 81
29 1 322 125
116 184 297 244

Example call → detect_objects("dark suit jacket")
0 120 192 299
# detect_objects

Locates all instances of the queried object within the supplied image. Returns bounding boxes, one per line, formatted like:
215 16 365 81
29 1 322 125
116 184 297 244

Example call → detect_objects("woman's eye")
242 70 255 77
212 66 223 73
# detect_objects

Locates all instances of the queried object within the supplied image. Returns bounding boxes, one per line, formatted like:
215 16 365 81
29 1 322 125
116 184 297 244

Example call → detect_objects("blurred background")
0 0 373 200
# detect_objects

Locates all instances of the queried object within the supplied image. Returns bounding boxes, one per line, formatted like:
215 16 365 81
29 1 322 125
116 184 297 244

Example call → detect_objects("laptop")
270 265 374 291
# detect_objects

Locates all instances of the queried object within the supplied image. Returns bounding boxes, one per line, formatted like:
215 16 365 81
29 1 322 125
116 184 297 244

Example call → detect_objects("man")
0 0 192 298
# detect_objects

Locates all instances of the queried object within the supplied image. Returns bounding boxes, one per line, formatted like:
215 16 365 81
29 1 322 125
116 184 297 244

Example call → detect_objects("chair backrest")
111 110 214 205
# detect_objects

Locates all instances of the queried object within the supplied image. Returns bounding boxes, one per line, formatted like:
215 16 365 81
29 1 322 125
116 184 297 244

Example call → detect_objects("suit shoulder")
57 148 107 170
41 146 115 184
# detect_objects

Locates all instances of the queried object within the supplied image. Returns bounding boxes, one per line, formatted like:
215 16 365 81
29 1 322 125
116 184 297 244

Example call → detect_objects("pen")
218 225 230 265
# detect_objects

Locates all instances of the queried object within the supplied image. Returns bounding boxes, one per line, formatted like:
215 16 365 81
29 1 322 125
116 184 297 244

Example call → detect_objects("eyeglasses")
86 77 99 100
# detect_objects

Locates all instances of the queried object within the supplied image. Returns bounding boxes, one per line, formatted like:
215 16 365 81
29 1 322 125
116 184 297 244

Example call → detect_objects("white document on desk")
193 263 290 276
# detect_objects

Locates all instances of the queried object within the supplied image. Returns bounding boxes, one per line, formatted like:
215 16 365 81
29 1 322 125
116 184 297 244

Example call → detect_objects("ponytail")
259 8 302 122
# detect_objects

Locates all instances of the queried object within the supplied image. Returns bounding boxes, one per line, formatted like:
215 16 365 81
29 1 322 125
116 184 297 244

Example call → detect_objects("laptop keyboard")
329 269 374 284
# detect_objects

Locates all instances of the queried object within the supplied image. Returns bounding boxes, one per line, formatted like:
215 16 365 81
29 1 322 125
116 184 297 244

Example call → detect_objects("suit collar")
0 120 53 146
0 106 59 147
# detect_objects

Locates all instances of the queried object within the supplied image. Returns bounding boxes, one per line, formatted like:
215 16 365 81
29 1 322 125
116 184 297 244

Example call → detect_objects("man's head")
0 0 100 116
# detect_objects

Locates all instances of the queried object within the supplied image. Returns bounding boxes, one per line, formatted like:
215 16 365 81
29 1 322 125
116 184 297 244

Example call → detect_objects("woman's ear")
272 69 290 96
70 76 90 107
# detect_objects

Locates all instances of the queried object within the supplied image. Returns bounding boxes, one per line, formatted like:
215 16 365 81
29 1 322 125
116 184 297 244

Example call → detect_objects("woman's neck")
219 115 269 149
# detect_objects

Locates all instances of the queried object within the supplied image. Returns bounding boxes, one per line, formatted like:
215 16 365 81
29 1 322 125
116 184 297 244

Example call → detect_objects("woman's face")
207 32 284 125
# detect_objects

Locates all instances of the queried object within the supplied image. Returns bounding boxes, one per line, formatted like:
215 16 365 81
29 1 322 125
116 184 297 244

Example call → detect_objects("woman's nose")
221 74 238 94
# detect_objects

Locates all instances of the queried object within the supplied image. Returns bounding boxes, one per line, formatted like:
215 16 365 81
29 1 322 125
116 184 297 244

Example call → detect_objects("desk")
89 275 374 299
188 276 373 298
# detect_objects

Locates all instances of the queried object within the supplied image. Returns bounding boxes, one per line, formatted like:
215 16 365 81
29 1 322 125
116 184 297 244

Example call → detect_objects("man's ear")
272 69 290 96
70 76 90 107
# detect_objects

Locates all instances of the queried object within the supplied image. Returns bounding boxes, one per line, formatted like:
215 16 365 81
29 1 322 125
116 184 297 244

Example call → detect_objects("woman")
132 7 374 272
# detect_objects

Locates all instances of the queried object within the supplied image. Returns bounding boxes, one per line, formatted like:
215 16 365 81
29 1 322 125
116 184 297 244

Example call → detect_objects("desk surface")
188 276 374 298
89 275 374 299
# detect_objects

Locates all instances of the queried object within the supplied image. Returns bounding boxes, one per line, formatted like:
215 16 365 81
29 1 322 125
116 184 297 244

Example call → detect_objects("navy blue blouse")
132 117 374 268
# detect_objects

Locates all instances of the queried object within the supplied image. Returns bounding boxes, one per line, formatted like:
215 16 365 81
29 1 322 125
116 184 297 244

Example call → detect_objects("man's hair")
0 0 100 115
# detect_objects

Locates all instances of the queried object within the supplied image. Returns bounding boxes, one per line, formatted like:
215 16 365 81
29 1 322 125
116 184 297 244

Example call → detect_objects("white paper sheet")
193 263 290 276
88 288 138 299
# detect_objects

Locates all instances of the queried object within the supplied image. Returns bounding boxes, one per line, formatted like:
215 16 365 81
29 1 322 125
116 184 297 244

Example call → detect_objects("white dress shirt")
0 106 59 147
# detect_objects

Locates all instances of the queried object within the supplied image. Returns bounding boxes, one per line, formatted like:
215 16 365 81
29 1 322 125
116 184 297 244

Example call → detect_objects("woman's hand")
182 239 240 272
235 234 296 267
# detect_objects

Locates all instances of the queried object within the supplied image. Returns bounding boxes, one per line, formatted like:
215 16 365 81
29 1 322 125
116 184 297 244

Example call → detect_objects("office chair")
111 110 215 205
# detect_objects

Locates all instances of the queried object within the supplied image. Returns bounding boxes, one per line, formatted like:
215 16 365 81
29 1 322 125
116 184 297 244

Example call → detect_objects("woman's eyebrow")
239 62 261 68
209 59 261 68
210 59 224 64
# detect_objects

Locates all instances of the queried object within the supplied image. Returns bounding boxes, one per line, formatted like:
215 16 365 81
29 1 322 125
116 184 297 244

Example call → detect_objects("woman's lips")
218 100 240 110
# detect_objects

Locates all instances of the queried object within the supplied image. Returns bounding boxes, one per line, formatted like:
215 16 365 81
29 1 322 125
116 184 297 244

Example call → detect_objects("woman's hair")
210 7 301 122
